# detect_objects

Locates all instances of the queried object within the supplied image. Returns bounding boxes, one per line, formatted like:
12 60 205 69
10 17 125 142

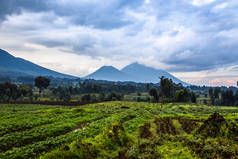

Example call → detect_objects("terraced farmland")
0 102 238 159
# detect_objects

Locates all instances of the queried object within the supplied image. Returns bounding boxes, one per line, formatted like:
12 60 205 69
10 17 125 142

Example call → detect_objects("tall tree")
34 76 50 93
214 87 220 99
191 92 197 103
209 87 215 105
159 76 175 99
149 88 159 102
146 83 150 91
209 88 213 98
221 90 235 106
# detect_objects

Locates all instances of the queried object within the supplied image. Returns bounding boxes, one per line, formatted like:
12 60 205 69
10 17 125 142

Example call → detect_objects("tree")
209 88 213 98
175 89 191 102
214 87 220 99
221 89 235 106
146 83 150 91
34 76 50 93
159 76 175 99
99 93 105 101
18 85 33 97
0 82 19 102
81 94 91 102
149 88 159 102
209 88 215 105
0 82 33 102
106 92 123 101
235 91 238 106
93 83 98 93
191 92 196 103
175 90 185 102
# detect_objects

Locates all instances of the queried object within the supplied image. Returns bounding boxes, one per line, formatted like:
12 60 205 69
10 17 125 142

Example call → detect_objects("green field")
0 102 238 159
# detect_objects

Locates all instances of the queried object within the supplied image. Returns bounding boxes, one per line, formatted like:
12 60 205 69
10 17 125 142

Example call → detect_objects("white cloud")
192 0 215 6
1 0 238 86
212 2 228 12
145 0 150 4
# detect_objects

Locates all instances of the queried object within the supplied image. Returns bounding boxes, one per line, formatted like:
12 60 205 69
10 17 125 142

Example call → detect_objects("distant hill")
0 49 76 79
85 66 134 81
121 62 187 85
85 62 188 85
0 49 188 85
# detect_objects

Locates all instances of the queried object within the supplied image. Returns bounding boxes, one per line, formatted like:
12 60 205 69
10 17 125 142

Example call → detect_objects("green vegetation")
0 102 238 159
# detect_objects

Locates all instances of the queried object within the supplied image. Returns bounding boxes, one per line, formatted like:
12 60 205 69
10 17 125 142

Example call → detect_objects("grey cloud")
1 0 238 74
0 0 142 30
165 40 238 72
0 0 47 19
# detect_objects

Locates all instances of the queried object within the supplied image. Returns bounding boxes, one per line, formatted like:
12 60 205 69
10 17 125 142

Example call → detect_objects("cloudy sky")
0 0 238 86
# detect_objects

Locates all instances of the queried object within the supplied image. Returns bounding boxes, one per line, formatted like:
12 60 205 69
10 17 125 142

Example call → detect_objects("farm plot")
0 102 238 159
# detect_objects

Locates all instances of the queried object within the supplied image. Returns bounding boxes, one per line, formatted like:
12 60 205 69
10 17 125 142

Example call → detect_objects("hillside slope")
85 62 188 85
85 66 135 81
121 62 187 85
0 49 76 79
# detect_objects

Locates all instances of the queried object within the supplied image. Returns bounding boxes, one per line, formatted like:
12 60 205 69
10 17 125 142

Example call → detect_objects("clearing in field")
0 102 238 159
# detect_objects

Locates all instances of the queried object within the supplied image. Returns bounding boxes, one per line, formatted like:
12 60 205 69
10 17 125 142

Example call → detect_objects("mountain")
121 62 188 85
85 62 188 85
0 49 76 79
0 49 188 85
85 66 134 81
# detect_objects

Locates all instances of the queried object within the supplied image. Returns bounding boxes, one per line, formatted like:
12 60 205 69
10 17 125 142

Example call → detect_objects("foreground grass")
0 102 238 159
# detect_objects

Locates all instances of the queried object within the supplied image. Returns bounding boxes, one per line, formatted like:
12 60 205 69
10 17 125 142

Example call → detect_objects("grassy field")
0 102 238 159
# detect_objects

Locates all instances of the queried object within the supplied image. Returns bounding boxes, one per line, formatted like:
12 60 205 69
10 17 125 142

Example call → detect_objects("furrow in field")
0 114 104 152
0 111 87 137
0 112 134 159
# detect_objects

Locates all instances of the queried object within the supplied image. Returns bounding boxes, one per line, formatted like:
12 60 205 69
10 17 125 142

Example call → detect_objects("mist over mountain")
0 49 76 79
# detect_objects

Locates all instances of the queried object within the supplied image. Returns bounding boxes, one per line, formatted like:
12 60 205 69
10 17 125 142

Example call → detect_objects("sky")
0 0 238 86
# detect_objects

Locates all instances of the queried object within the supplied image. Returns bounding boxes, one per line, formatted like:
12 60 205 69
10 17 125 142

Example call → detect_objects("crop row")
0 111 135 159
0 108 92 137
0 112 105 152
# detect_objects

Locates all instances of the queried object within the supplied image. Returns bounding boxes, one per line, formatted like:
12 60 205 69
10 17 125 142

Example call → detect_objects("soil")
154 117 178 135
197 112 238 138
139 123 152 138
178 118 199 134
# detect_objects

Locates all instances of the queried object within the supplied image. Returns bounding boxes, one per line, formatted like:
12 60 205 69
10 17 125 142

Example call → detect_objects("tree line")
1 75 238 106
209 87 238 106
148 76 197 103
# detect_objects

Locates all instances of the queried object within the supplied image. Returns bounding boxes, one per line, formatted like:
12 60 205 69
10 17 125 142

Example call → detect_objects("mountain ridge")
85 66 135 81
85 62 188 85
0 49 188 85
121 62 187 85
0 49 77 79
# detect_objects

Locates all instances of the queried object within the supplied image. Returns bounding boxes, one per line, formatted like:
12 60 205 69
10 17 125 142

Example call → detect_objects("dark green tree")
149 88 159 102
235 91 238 106
81 94 91 102
175 89 190 102
221 90 235 106
214 87 220 99
209 88 213 98
191 92 197 103
34 76 50 93
93 83 98 93
99 93 105 101
209 88 215 105
159 76 175 99
0 82 32 102
146 83 150 91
